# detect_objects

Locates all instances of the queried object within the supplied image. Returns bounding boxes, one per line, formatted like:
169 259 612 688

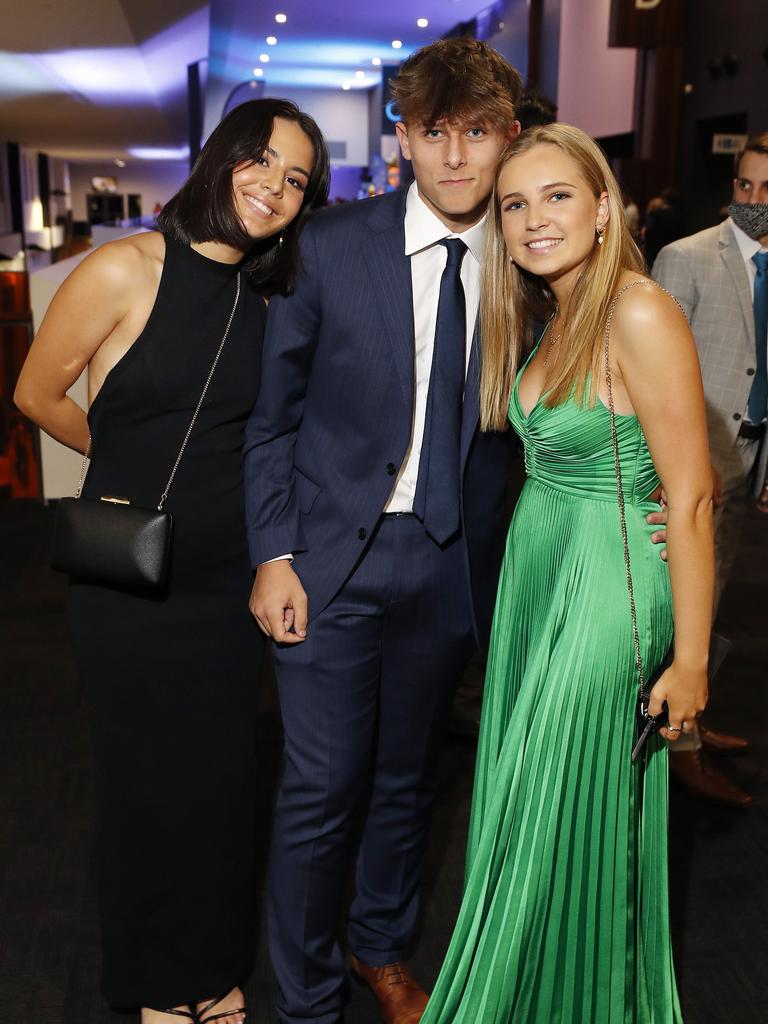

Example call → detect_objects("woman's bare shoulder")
71 231 165 293
613 271 686 334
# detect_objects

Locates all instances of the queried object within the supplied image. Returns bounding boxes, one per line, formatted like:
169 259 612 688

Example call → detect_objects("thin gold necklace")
542 314 562 368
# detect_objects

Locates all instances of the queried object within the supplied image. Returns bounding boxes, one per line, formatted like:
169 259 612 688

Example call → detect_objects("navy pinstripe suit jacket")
244 187 515 649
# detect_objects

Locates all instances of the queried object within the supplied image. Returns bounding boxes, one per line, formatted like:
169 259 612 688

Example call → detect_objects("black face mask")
729 200 768 241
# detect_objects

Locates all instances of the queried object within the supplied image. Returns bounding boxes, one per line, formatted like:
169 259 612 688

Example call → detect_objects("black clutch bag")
51 495 173 590
50 273 241 592
632 655 672 764
630 635 731 763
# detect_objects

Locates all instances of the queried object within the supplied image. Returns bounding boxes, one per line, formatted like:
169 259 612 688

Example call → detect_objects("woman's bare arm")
611 279 714 739
14 241 151 454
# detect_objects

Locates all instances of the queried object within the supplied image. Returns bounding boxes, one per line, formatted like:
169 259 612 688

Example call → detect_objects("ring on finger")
667 725 683 733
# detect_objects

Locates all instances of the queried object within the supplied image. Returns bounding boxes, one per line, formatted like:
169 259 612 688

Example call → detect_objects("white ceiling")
0 0 208 160
0 0 496 163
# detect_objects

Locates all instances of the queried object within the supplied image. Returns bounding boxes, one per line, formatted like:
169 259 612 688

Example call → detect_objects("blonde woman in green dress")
421 124 714 1023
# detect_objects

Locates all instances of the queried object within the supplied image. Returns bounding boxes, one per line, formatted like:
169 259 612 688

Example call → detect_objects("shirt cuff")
262 553 294 564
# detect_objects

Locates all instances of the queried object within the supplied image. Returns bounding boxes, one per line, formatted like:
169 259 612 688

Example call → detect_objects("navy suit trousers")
268 514 476 1024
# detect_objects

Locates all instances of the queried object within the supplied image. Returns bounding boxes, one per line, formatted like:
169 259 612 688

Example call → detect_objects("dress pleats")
421 354 682 1024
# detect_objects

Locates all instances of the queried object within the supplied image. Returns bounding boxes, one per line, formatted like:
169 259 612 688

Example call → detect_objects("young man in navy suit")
244 38 521 1024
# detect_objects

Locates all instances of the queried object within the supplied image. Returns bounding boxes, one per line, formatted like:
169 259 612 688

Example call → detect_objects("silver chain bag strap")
51 272 241 591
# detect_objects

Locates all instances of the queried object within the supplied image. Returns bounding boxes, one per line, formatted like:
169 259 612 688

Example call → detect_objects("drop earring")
596 226 605 245
278 234 284 247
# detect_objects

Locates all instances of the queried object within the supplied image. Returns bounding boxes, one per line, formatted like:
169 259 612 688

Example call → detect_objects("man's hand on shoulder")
249 560 308 642
646 487 668 562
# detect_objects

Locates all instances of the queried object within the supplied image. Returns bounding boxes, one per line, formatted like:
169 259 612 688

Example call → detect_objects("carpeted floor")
0 497 765 1024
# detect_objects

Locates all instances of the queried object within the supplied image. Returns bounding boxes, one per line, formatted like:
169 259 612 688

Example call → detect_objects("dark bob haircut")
158 98 330 296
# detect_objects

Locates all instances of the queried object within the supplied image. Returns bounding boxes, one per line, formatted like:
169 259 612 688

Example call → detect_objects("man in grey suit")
653 131 768 806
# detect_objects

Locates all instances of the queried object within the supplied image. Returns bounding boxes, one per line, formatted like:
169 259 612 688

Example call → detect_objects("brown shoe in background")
669 749 752 807
699 724 750 755
350 954 429 1024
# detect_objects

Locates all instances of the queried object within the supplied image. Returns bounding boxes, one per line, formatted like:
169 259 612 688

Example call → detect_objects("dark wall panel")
678 0 767 231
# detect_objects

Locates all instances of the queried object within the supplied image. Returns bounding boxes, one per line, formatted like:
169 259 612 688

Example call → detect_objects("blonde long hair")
479 123 645 431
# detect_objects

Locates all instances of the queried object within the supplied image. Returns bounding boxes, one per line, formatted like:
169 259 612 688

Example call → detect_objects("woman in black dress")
15 99 329 1024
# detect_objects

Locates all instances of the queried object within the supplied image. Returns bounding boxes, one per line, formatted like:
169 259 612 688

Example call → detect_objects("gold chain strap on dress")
603 278 686 698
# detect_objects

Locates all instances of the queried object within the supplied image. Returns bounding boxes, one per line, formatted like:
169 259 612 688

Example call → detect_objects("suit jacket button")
358 527 367 540
747 367 756 376
733 412 742 421
386 462 396 475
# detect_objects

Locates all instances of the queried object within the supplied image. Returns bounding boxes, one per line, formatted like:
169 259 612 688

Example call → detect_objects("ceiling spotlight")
259 53 270 62
372 57 382 66
114 158 126 167
266 35 277 45
275 12 287 22
253 67 264 76
342 82 351 90
417 17 429 27
355 70 365 79
392 39 403 49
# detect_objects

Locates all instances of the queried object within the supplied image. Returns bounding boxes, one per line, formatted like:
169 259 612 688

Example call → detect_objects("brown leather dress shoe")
669 749 752 807
699 724 750 755
350 954 428 1024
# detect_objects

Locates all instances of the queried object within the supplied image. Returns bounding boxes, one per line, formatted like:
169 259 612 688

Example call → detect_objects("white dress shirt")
384 182 486 513
731 219 768 424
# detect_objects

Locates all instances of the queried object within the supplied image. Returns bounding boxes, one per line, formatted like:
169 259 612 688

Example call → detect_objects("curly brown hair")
391 37 522 131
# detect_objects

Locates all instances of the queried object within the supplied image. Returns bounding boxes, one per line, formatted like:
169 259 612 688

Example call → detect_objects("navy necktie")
414 237 467 544
747 252 768 425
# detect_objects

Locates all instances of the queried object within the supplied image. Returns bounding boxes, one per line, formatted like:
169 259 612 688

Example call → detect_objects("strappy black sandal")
147 1009 197 1022
197 992 246 1024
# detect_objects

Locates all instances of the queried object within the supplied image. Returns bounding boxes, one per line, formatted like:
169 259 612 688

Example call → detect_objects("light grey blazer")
652 218 767 494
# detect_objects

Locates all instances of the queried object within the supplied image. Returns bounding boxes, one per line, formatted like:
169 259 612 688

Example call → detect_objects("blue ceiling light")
129 145 190 160
209 1 493 92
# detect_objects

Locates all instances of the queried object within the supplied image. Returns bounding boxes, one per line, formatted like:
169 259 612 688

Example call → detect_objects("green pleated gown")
421 349 682 1024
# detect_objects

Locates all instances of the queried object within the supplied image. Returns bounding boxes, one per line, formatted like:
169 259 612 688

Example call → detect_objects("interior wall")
262 85 370 167
0 144 12 235
556 0 637 139
486 0 531 85
20 147 42 233
68 160 189 222
677 0 767 232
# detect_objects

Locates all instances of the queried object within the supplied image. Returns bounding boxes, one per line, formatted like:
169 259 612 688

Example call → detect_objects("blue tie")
748 252 768 425
414 238 467 544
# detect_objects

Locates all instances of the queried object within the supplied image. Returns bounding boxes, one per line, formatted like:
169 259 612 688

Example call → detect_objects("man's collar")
404 181 487 262
729 216 767 259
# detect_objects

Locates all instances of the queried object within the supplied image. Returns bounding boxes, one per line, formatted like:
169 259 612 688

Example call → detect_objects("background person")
652 131 768 806
14 99 329 1024
643 187 686 268
515 89 557 131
